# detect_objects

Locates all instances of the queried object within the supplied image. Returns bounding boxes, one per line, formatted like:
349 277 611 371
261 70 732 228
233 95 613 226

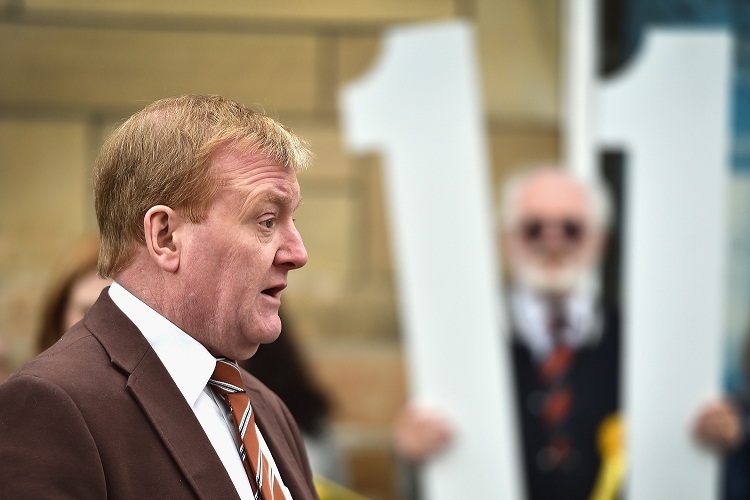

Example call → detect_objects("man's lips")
261 283 286 298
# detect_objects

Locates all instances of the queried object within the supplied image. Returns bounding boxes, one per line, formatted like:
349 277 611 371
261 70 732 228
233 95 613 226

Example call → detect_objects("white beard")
512 257 599 297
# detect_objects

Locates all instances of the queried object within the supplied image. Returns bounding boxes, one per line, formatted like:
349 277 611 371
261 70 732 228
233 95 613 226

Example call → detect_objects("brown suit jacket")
0 291 317 499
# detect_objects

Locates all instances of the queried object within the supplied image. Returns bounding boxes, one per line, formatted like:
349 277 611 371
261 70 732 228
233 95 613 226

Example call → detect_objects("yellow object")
314 475 369 500
589 413 626 500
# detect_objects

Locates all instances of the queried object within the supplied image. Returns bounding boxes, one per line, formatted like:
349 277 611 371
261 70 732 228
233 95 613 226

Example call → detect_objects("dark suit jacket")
0 291 317 499
512 303 621 500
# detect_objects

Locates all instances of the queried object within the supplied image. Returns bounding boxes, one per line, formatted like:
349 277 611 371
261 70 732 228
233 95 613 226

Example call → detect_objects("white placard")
340 20 523 500
597 29 732 500
562 0 598 180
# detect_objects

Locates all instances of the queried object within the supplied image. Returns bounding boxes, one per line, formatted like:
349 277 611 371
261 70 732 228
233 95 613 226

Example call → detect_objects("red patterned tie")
209 358 286 500
538 300 575 467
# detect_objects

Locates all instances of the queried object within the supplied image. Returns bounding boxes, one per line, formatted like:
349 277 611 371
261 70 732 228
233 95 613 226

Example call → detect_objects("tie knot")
547 299 567 338
208 358 246 396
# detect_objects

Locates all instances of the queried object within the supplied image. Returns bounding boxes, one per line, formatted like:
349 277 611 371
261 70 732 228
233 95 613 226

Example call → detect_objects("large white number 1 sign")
597 30 732 500
340 21 523 499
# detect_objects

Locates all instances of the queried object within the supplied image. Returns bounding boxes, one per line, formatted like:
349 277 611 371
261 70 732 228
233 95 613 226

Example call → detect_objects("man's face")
177 144 307 360
504 171 603 296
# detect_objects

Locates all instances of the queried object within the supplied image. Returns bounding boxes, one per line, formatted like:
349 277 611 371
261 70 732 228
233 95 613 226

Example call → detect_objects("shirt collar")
509 282 601 362
108 281 216 408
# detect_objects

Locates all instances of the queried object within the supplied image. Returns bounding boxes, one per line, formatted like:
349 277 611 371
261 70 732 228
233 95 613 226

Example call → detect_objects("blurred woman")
37 234 110 352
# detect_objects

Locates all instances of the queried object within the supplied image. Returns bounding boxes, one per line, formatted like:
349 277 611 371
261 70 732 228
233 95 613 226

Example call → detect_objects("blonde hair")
92 95 313 277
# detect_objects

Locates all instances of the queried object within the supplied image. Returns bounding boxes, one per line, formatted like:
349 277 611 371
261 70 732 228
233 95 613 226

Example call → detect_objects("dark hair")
37 235 101 353
240 311 330 436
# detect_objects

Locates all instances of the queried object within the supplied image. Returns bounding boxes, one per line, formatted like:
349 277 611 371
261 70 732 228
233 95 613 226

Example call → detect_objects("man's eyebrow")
265 191 302 209
240 191 302 216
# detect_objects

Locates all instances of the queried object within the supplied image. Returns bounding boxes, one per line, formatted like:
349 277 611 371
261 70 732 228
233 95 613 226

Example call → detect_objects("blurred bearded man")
500 167 620 500
393 166 621 500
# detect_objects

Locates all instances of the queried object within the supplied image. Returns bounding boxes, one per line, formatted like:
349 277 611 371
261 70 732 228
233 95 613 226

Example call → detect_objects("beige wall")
0 1 561 498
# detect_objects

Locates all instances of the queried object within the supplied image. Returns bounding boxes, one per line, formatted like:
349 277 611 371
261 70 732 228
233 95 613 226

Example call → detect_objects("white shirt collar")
509 281 602 362
108 281 216 408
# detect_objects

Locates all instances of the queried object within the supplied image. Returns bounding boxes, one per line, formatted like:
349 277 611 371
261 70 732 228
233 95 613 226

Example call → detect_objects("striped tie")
537 299 575 469
209 358 286 500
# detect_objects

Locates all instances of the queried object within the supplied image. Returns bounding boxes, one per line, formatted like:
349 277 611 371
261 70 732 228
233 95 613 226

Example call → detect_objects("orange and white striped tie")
209 358 286 500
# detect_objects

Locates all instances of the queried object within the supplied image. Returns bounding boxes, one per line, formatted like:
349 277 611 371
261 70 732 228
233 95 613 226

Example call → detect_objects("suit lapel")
128 353 240 500
86 291 240 500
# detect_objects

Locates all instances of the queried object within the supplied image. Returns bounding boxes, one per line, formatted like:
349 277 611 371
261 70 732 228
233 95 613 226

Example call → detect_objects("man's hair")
498 164 613 232
92 94 313 277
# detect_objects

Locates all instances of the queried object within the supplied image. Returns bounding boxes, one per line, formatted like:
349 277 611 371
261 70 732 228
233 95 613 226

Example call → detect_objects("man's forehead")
212 143 300 191
213 141 282 172
230 174 302 218
520 174 589 217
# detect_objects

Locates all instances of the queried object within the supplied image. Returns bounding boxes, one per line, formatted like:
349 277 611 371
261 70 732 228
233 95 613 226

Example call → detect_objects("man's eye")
261 218 275 229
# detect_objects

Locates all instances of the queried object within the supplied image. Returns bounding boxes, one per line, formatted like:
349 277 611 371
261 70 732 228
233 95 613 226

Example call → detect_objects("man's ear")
144 205 183 273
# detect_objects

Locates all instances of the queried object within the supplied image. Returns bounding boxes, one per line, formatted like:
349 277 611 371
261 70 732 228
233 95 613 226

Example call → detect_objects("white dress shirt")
108 282 290 499
509 281 603 363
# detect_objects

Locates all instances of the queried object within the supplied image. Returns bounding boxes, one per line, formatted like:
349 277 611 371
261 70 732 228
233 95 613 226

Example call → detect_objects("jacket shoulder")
0 372 107 498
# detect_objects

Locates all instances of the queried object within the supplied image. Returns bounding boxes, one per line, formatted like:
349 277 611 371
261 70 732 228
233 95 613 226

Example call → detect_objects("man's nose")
541 226 568 246
278 223 308 269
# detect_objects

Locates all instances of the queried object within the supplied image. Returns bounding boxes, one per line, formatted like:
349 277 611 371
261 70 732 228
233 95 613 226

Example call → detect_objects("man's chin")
253 318 283 344
234 343 261 362
233 321 281 359
515 264 584 296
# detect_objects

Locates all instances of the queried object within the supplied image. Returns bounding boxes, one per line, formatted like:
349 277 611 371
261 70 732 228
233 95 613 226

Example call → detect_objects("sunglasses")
520 218 585 243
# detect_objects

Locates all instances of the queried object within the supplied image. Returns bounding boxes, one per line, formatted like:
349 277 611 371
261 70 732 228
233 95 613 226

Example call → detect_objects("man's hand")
392 405 454 462
693 398 743 451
